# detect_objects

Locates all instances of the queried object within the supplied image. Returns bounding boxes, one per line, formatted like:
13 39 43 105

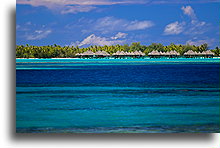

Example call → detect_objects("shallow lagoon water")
16 58 220 133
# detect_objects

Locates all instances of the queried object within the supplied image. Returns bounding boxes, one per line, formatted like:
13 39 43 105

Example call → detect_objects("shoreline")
16 57 220 59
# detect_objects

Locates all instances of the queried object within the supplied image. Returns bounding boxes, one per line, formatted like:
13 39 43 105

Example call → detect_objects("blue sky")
16 0 219 48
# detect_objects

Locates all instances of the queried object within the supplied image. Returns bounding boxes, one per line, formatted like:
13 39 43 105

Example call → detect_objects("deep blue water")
16 58 220 133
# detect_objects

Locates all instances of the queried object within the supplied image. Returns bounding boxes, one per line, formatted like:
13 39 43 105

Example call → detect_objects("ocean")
16 58 220 133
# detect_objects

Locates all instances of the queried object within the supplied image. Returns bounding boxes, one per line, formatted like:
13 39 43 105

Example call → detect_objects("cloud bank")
16 0 146 14
72 32 128 47
26 29 52 40
186 38 216 46
65 16 154 34
181 6 196 20
93 16 154 33
164 6 209 36
164 21 185 35
111 32 127 39
17 0 219 14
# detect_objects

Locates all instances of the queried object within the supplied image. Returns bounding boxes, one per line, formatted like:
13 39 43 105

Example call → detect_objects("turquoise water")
16 58 220 133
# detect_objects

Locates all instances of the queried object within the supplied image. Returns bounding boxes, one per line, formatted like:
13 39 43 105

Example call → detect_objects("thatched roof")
167 50 180 56
95 50 103 56
133 51 140 55
165 51 172 56
205 50 215 55
184 50 196 55
184 50 214 56
121 51 126 55
148 50 160 56
124 52 128 55
160 51 165 55
193 51 199 55
138 51 145 56
196 52 204 56
82 50 95 56
169 51 174 55
201 51 207 56
164 51 180 56
113 51 121 56
75 53 81 56
94 50 110 56
130 52 135 55
112 50 145 56
172 50 180 56
161 50 180 56
112 51 124 56
101 51 110 56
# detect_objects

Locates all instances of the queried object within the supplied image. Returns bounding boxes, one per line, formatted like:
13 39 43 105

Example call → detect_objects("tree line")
16 43 220 58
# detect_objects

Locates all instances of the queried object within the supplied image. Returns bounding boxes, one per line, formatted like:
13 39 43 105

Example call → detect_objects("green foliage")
211 46 220 56
16 43 217 58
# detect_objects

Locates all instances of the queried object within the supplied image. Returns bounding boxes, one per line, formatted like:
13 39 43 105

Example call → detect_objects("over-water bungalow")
148 50 161 58
81 50 95 58
184 50 196 58
94 50 110 58
183 50 215 58
204 50 215 58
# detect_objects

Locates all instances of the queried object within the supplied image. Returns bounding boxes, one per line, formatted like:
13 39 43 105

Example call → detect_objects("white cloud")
111 32 127 39
17 0 219 7
94 16 154 33
17 0 146 6
151 0 219 4
61 5 96 14
186 38 216 46
181 6 196 20
94 17 125 33
73 33 126 47
117 32 127 38
35 30 43 34
185 21 208 35
26 29 52 40
164 21 185 35
16 0 146 14
126 20 154 31
16 0 220 14
164 6 209 36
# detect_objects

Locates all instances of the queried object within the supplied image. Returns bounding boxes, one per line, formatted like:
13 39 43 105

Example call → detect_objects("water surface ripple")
16 59 220 133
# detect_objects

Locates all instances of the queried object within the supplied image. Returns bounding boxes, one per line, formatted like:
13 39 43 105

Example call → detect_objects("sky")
16 0 219 48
